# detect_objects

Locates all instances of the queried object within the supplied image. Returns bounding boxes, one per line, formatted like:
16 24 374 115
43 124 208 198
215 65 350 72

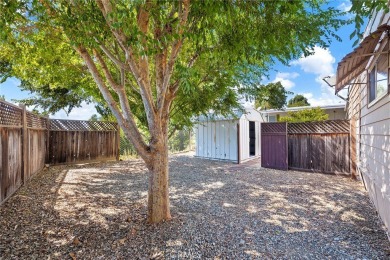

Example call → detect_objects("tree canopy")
0 0 355 222
253 82 292 110
287 94 310 108
279 107 329 122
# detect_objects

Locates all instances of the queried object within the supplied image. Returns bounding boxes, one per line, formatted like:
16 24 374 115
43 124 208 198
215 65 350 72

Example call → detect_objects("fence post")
20 105 28 184
116 123 120 161
286 122 289 170
46 117 50 164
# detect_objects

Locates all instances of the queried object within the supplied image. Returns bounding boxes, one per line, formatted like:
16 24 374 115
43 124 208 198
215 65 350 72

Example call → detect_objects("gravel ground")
0 153 389 259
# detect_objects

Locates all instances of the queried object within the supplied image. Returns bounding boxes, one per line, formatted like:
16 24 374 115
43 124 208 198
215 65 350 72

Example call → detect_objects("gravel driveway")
0 153 389 259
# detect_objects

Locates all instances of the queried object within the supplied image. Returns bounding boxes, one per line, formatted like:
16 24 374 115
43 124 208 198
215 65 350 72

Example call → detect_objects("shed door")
261 122 288 170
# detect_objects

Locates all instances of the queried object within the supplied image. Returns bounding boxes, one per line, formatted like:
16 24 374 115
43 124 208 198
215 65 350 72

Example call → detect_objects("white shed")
195 108 263 163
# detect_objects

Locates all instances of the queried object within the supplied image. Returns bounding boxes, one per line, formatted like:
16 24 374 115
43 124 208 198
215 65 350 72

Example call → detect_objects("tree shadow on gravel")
0 154 389 259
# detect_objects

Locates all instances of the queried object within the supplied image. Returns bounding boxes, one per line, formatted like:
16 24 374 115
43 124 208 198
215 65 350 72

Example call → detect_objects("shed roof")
196 107 262 122
260 104 345 114
196 110 244 122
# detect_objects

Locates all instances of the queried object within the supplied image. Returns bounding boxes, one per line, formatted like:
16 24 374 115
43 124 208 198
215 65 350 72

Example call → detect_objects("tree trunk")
147 141 171 223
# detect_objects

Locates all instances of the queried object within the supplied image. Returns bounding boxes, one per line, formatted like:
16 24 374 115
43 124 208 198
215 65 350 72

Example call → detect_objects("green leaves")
287 94 310 108
0 0 350 135
279 107 329 123
248 82 292 110
349 0 389 46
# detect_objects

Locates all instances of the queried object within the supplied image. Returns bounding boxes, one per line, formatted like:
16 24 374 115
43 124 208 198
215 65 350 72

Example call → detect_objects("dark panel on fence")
47 130 118 165
287 120 350 174
261 123 288 170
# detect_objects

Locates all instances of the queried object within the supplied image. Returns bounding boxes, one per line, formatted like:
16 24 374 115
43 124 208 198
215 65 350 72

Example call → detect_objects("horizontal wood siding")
47 130 117 165
359 81 390 231
346 21 390 234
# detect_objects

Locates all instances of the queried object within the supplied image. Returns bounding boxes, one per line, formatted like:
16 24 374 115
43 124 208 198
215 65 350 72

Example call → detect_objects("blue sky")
0 0 355 119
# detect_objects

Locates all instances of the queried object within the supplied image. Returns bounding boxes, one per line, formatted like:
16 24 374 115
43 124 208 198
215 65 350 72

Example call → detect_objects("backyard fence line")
287 120 350 174
261 120 351 175
0 100 119 205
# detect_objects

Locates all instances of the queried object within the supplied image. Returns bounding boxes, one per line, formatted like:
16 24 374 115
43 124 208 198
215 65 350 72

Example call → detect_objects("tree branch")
157 0 190 114
75 45 150 161
96 0 157 133
137 0 152 93
95 39 127 70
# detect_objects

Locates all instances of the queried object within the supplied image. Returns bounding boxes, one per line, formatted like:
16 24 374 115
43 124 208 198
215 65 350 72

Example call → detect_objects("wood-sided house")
335 11 390 236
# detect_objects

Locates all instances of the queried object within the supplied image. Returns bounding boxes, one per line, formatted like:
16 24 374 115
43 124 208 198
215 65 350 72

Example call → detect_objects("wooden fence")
0 101 24 203
0 100 119 204
287 120 350 174
47 119 119 164
261 120 351 175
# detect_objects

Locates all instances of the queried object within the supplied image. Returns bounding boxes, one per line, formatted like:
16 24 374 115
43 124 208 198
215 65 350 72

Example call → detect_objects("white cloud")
291 46 335 77
338 1 352 12
271 71 299 90
52 101 97 120
273 77 295 90
302 92 313 100
301 91 345 107
291 46 345 106
276 72 299 79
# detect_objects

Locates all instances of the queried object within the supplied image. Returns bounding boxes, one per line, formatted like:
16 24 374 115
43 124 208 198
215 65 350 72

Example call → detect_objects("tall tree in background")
287 94 310 108
254 82 292 110
1 1 346 223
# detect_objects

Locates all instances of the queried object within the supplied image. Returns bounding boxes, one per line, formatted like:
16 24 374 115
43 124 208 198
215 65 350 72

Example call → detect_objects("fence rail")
0 100 119 205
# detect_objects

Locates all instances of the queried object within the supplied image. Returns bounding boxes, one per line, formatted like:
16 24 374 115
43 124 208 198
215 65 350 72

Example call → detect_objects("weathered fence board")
26 129 46 181
47 121 118 165
288 133 350 174
287 120 350 174
1 127 23 203
261 120 350 175
0 101 24 204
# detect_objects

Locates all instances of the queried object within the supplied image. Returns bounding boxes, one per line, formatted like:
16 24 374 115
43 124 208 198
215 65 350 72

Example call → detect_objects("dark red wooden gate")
261 122 288 170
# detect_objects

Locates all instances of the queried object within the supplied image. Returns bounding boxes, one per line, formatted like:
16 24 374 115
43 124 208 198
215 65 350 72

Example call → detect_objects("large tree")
1 1 346 223
287 94 310 108
253 82 292 110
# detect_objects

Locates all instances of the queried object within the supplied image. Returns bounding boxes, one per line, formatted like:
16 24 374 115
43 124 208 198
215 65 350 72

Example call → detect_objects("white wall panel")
256 122 261 156
206 121 212 157
212 122 218 158
195 120 239 162
224 122 229 160
229 122 238 161
194 124 200 156
240 118 249 161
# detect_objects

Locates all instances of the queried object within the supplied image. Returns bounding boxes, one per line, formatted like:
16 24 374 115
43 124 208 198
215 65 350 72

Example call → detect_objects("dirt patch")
0 153 389 259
